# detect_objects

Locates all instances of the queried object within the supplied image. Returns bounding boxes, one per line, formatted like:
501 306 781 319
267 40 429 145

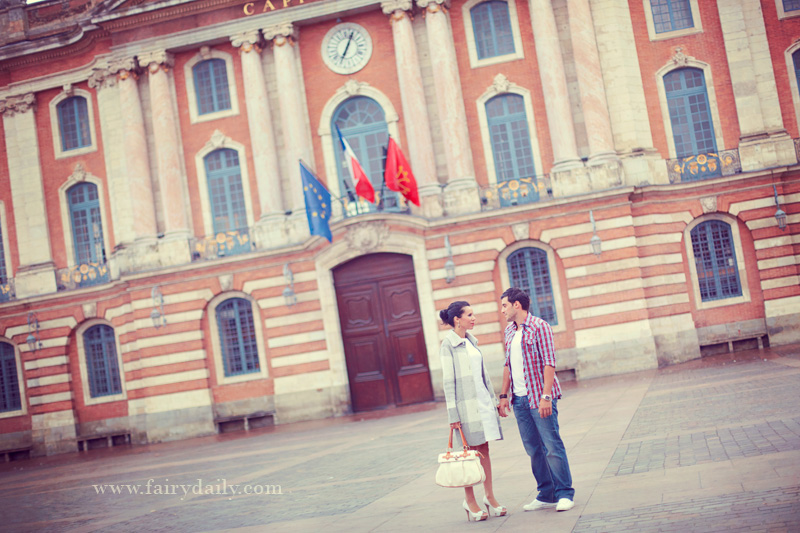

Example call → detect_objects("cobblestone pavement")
1 346 799 532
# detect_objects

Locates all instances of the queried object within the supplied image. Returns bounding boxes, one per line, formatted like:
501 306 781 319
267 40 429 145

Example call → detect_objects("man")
497 287 575 512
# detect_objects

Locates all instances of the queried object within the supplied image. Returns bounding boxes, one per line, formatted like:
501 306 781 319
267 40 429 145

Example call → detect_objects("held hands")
498 398 510 417
538 399 552 418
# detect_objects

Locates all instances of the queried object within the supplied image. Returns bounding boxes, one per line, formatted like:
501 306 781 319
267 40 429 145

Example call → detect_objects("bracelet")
499 394 508 399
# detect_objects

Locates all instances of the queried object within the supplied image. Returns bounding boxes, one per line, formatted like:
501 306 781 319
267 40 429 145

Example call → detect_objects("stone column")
382 0 443 218
138 50 191 264
416 0 479 215
262 23 314 214
590 0 666 185
567 0 622 189
0 93 57 298
717 0 797 170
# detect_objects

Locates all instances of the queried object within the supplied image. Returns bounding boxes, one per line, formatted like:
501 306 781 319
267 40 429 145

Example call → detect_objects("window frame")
776 0 800 20
49 89 98 159
0 340 26 419
183 48 240 125
476 77 544 187
643 0 702 41
655 60 725 159
498 241 566 334
0 202 13 286
684 214 751 310
58 170 112 269
463 0 524 69
208 292 269 386
76 319 127 406
785 44 800 137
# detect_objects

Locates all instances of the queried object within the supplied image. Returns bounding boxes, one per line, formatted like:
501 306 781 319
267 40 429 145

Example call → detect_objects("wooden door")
334 254 433 411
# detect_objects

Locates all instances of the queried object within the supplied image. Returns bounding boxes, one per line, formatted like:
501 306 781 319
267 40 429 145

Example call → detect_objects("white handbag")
435 426 486 488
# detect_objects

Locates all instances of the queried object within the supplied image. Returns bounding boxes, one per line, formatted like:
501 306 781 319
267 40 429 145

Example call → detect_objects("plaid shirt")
504 312 562 409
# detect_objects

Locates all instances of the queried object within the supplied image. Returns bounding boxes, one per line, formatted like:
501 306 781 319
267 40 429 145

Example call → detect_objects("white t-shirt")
509 328 528 396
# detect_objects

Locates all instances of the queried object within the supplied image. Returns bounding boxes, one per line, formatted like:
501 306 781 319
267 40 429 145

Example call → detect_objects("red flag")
384 137 420 207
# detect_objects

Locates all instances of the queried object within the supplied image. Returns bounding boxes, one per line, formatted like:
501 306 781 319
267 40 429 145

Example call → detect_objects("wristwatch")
541 394 552 402
499 394 508 399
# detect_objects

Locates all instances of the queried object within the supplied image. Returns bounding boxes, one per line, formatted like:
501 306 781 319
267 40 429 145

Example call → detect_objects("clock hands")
340 31 355 64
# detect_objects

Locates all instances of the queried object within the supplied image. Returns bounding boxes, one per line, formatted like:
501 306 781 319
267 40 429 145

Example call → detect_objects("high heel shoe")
462 500 488 522
483 496 508 517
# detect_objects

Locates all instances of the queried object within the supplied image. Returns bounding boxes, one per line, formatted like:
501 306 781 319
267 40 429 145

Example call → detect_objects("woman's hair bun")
439 309 449 324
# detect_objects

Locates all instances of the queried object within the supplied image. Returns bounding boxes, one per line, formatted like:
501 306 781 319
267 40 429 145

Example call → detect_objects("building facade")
0 0 798 457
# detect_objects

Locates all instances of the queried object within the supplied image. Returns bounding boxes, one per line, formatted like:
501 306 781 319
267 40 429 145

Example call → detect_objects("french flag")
335 125 375 203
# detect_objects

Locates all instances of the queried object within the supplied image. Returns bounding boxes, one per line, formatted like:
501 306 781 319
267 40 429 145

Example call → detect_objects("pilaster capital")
0 93 35 117
381 0 413 15
88 68 116 90
137 50 175 74
416 0 448 12
262 22 296 46
230 30 262 53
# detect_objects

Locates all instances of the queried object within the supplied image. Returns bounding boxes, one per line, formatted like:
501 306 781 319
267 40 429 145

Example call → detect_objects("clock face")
321 23 373 75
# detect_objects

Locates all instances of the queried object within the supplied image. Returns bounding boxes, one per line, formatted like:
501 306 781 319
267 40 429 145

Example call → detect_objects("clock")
321 23 373 75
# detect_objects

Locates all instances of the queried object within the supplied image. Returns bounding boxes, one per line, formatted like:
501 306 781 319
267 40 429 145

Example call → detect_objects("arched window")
332 96 399 212
216 298 260 377
690 220 742 302
471 1 515 60
204 149 247 234
193 59 232 116
784 0 800 13
665 68 718 172
650 0 693 33
793 50 800 99
507 248 557 325
84 324 122 398
68 182 105 265
486 94 537 188
57 96 91 151
0 342 21 412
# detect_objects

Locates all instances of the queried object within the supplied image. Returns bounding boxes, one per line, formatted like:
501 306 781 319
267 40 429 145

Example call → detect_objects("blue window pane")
57 96 91 151
784 0 800 12
486 94 536 183
333 96 401 212
193 59 232 115
664 68 718 160
84 325 122 398
0 221 6 285
794 51 800 102
68 183 105 265
204 149 248 234
507 248 557 325
216 298 260 377
650 0 694 33
471 1 515 60
0 343 21 412
690 220 742 302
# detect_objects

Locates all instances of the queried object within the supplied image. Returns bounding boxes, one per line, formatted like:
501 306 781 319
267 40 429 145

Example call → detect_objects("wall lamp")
590 210 602 256
444 236 456 284
283 263 297 306
150 286 167 329
26 312 43 352
774 185 787 231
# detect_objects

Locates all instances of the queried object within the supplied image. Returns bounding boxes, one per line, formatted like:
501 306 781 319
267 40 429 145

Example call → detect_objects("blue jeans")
512 395 575 502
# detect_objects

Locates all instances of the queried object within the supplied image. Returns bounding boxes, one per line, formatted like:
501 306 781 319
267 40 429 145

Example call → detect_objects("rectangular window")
784 0 800 12
651 0 694 33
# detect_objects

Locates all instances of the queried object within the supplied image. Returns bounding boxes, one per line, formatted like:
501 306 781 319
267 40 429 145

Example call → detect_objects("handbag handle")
445 426 470 457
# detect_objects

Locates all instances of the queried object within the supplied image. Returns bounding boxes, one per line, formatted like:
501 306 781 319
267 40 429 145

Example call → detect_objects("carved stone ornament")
417 0 448 11
345 222 390 253
0 93 35 117
343 79 367 96
512 222 529 242
199 46 213 60
62 83 74 96
72 163 87 182
88 68 117 90
218 274 234 292
381 0 412 15
137 50 175 72
231 30 261 52
491 73 511 94
700 196 717 214
671 46 689 67
262 22 295 42
82 302 97 319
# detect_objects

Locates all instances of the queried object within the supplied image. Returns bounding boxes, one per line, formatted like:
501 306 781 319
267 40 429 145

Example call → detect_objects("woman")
439 300 507 522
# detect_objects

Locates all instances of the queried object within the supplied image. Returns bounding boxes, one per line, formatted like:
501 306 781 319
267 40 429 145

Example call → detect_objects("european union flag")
300 161 333 242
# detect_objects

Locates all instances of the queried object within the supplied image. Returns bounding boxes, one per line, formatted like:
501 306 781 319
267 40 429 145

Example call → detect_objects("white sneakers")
556 498 575 512
522 498 574 512
522 499 556 511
